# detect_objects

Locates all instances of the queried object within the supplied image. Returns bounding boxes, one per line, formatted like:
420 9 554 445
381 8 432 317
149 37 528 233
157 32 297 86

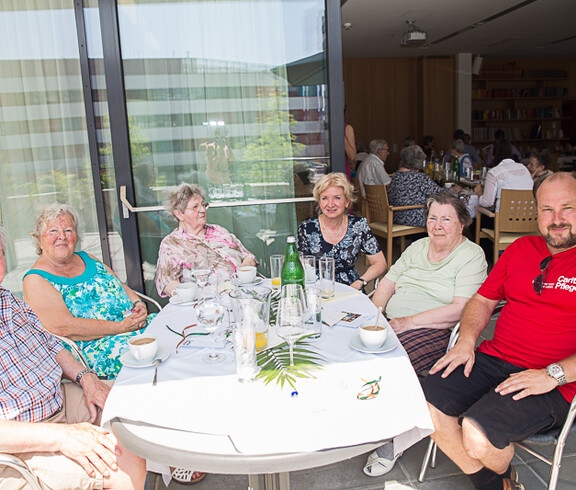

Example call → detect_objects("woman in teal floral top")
23 203 152 378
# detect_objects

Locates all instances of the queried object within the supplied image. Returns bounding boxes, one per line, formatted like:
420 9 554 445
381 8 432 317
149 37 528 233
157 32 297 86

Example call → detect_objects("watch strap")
76 368 97 384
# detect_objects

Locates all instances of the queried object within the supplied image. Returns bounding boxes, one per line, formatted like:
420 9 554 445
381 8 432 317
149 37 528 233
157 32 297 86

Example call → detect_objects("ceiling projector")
400 20 427 46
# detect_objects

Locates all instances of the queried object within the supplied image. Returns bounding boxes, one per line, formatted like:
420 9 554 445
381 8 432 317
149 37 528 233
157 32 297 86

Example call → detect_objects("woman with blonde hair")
297 172 386 288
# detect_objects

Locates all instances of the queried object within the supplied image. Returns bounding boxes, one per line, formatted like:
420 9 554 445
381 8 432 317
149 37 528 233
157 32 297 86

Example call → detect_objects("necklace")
321 215 346 236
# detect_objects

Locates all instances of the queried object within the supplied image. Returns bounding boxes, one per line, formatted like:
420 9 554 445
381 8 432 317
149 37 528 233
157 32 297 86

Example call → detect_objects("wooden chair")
475 189 538 265
363 184 426 270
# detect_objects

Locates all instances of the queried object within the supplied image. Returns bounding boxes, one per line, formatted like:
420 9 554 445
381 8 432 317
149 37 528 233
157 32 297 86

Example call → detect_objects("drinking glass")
304 285 322 339
319 257 335 299
229 286 272 351
269 254 284 289
276 284 306 366
232 321 259 383
302 255 317 284
196 299 226 363
191 268 212 299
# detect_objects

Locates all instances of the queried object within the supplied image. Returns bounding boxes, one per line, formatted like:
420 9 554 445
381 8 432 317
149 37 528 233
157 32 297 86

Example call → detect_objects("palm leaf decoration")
256 338 325 391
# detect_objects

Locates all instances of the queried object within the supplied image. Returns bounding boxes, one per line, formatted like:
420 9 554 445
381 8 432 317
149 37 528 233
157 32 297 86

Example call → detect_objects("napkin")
321 290 362 303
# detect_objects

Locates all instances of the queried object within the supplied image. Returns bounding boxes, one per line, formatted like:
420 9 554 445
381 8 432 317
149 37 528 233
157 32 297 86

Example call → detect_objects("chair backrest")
0 453 43 490
497 189 538 234
363 184 390 224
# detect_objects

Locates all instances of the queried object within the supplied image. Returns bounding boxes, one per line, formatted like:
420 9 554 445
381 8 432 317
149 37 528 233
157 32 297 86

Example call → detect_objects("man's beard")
545 224 576 250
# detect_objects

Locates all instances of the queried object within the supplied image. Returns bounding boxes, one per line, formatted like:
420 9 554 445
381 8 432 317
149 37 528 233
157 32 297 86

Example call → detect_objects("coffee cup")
173 282 198 302
444 182 454 189
128 335 158 362
237 266 257 284
359 323 388 349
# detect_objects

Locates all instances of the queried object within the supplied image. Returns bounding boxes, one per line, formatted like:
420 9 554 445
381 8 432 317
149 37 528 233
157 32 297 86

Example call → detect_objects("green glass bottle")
281 236 305 288
453 156 460 183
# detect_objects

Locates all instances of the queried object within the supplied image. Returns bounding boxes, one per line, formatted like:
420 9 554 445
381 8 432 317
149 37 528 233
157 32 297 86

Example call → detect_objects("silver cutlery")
152 358 163 386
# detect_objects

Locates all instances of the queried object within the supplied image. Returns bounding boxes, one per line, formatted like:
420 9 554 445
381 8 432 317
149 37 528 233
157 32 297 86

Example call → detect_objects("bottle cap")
287 236 296 243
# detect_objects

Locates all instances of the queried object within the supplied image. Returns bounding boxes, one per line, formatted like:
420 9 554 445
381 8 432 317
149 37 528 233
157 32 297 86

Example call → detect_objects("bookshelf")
471 62 569 150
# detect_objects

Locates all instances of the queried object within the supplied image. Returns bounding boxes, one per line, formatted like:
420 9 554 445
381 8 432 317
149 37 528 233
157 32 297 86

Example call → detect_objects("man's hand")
429 341 476 378
389 317 414 334
58 423 120 478
80 375 110 423
495 369 557 401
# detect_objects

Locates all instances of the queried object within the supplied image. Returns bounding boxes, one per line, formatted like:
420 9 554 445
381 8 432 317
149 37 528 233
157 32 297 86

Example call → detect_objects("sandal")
363 449 403 477
171 468 207 485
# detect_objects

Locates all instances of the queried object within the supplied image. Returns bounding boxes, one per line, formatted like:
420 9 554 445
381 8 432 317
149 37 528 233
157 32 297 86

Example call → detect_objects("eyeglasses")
379 148 390 153
185 201 209 213
533 255 552 295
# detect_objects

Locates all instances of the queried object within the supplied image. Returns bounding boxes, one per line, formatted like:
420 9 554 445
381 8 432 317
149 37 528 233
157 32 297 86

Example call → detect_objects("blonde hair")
312 172 356 209
31 203 80 255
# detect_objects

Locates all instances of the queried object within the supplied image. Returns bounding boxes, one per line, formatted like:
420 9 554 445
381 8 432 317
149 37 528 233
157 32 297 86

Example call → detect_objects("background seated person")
297 172 386 289
474 139 533 212
443 129 483 165
388 145 443 227
371 192 487 375
450 138 474 178
155 183 257 297
23 204 151 379
422 172 576 490
0 226 146 490
527 150 553 188
357 139 391 197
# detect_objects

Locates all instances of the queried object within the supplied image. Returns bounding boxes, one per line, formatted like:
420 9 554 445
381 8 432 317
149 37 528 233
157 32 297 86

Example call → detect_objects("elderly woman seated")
371 192 487 375
297 172 387 289
388 145 443 227
450 138 474 179
155 183 257 297
23 204 152 379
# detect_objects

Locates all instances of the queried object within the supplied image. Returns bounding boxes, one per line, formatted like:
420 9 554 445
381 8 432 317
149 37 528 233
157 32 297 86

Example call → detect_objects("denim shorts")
422 351 570 449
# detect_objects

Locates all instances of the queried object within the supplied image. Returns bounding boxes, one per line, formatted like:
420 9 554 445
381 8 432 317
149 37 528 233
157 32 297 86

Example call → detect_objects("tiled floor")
146 244 576 490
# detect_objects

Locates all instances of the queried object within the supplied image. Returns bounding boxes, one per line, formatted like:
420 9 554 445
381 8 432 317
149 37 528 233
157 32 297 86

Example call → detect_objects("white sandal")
363 449 403 477
171 468 207 485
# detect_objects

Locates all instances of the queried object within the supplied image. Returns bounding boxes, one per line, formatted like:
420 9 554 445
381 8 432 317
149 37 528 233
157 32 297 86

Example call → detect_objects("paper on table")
321 290 362 303
180 334 226 349
321 310 346 327
334 311 375 328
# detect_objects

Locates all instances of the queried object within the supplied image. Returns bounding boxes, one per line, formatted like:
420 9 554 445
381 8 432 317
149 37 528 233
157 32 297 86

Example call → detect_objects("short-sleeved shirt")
297 215 381 285
387 171 443 227
385 237 487 318
0 287 64 422
155 224 257 297
476 236 576 402
478 159 533 211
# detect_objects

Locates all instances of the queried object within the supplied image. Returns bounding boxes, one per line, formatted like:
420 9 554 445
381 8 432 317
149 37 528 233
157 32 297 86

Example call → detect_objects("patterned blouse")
155 224 257 297
297 215 381 285
24 251 152 379
387 171 443 227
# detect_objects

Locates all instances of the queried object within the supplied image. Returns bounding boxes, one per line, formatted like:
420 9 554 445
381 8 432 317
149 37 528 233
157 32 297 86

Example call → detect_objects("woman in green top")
372 192 487 375
23 203 151 379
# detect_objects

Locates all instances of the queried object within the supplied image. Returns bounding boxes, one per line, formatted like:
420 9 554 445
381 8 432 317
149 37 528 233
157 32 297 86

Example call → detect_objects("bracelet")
75 368 97 384
132 300 145 308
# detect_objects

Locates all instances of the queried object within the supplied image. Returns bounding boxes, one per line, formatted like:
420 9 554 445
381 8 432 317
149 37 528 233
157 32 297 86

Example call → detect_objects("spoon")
152 358 163 386
376 306 383 327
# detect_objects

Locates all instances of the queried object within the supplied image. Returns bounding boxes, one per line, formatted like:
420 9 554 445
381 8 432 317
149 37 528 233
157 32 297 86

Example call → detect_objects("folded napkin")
321 290 362 303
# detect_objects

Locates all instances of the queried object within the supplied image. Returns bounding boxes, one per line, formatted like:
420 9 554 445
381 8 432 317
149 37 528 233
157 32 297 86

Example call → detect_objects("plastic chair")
363 184 426 271
475 189 538 265
0 453 43 490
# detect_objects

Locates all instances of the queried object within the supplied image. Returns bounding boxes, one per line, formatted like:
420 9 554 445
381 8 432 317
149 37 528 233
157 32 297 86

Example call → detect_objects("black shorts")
422 352 570 450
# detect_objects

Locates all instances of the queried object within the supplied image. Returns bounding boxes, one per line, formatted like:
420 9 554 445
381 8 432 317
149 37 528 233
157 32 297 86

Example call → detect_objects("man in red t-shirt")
422 172 576 490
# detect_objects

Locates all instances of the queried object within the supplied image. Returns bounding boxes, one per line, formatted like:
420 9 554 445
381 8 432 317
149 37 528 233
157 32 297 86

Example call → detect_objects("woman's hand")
474 183 483 196
119 306 147 333
350 280 363 290
389 316 414 334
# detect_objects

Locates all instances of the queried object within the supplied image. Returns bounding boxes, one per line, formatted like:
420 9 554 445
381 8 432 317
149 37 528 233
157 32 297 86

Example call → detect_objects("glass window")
0 3 101 294
116 0 329 284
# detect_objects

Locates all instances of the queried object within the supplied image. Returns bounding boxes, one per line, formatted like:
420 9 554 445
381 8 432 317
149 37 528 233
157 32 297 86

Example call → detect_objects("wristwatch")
359 278 368 288
546 363 567 386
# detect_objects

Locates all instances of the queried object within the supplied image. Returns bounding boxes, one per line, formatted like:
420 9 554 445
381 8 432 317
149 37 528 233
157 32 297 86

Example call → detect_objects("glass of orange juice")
270 254 284 289
229 286 272 352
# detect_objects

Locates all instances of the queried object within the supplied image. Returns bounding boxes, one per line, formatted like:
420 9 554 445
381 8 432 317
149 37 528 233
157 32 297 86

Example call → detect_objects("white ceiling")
341 0 576 59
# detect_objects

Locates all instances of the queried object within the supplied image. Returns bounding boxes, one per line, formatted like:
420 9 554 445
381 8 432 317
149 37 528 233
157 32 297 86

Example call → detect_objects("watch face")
548 364 562 377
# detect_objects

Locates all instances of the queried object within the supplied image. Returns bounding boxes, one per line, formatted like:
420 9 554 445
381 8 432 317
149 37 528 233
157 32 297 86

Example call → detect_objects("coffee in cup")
237 266 257 284
128 335 158 362
359 323 388 349
173 282 198 302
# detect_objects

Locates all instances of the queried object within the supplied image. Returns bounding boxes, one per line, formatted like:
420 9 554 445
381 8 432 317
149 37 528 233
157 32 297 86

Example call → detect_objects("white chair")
0 454 43 490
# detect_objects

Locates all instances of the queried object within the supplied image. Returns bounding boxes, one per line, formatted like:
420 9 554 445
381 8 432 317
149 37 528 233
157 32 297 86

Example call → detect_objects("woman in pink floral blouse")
155 183 257 297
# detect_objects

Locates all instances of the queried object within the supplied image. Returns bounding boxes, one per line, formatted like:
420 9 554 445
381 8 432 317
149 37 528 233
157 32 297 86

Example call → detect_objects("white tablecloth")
102 282 433 459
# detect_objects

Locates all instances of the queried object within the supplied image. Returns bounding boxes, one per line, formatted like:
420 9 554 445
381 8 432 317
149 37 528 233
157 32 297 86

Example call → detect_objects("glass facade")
0 0 331 298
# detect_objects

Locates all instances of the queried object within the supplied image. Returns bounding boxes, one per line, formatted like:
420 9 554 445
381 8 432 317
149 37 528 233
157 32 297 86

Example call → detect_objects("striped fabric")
0 287 64 422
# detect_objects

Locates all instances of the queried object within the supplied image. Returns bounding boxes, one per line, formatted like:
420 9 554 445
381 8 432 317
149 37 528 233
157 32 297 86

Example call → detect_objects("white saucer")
121 346 170 368
169 296 197 306
234 277 264 287
349 334 398 354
